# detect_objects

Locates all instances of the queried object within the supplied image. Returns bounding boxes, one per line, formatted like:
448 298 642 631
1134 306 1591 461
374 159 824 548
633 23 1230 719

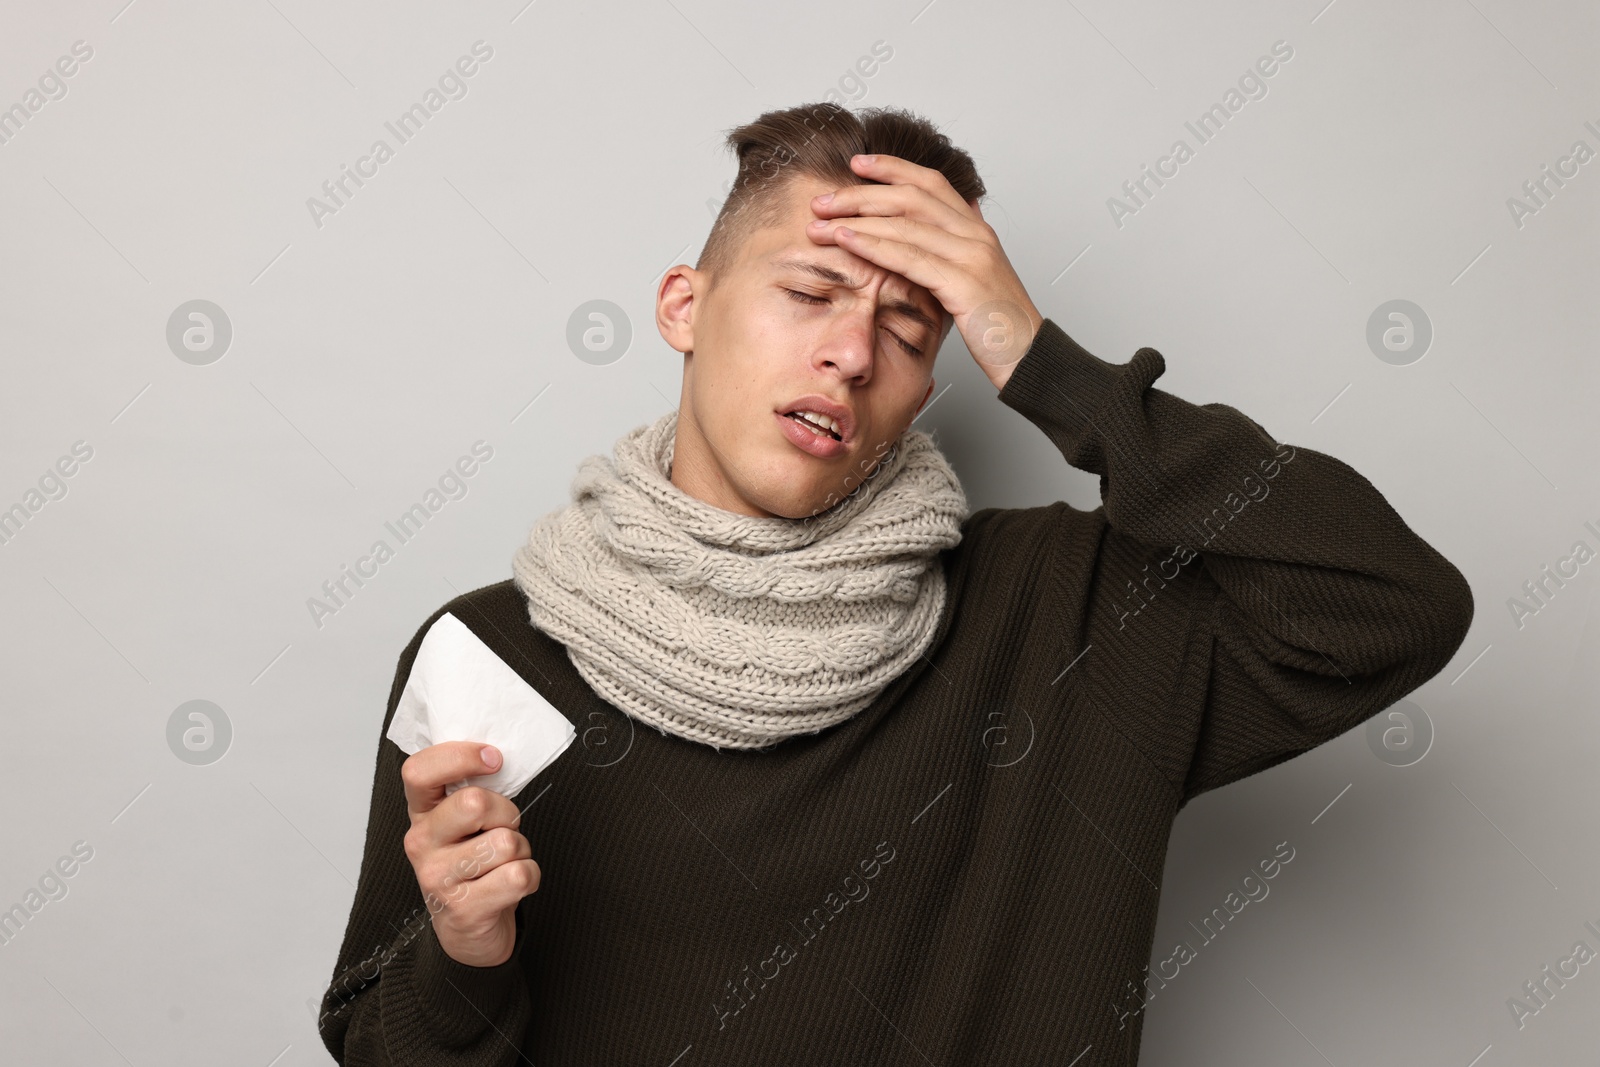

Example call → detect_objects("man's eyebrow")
770 253 943 336
771 253 859 288
881 297 942 338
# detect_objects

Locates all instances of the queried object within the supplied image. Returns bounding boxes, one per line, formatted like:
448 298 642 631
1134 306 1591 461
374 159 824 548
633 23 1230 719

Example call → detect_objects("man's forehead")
770 179 929 286
767 249 872 289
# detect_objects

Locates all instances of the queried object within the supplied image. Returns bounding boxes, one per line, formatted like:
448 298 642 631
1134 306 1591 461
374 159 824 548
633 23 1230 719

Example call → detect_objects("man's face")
656 175 948 519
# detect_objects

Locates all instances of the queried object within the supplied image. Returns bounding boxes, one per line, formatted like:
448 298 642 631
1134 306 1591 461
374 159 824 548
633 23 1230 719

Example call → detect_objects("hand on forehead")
805 153 1040 385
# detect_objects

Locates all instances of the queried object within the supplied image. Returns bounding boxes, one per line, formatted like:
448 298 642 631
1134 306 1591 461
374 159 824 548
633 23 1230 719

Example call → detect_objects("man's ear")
656 265 699 355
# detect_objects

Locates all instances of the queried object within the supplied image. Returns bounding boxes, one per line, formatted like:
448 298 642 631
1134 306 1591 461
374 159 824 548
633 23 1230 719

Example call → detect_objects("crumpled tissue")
386 611 575 798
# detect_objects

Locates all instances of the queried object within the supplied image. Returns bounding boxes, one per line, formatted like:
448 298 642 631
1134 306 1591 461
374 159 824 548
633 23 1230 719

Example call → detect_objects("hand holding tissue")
385 612 576 798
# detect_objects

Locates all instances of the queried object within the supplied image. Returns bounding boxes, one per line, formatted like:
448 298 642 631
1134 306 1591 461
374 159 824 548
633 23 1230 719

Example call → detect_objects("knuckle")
402 825 426 863
481 827 510 859
517 859 541 893
440 869 472 903
416 857 446 894
498 825 528 856
456 786 490 817
475 827 510 865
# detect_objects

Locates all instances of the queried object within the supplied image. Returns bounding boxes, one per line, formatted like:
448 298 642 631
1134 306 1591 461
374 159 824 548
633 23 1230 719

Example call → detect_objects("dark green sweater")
318 319 1474 1065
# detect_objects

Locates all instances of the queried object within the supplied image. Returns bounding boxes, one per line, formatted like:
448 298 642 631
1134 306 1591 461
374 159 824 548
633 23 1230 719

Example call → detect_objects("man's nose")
817 309 877 381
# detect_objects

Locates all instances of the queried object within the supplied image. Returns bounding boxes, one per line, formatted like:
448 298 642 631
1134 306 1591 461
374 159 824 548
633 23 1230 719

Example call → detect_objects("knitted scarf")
510 409 969 751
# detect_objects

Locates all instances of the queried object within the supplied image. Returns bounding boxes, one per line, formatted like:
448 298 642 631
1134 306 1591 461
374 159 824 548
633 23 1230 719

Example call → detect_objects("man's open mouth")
783 410 843 441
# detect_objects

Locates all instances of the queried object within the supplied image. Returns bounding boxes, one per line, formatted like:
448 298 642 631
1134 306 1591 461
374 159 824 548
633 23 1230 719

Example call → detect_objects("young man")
319 103 1474 1065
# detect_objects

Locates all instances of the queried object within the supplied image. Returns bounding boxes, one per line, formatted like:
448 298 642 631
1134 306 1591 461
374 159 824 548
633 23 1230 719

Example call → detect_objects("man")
319 103 1474 1065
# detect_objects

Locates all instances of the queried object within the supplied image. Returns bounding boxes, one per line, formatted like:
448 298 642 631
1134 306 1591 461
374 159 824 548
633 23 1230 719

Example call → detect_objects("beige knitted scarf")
510 409 969 751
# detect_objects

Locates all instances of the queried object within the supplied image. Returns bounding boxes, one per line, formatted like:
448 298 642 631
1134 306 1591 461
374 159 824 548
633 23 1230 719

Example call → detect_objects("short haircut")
695 102 987 284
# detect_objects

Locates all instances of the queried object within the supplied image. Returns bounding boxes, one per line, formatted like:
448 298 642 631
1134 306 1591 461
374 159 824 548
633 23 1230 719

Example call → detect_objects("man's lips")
775 410 849 459
782 411 842 440
777 394 856 445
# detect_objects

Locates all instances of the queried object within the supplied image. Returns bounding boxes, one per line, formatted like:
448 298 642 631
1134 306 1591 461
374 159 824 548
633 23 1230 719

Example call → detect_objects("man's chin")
752 488 832 522
737 470 839 522
758 432 893 519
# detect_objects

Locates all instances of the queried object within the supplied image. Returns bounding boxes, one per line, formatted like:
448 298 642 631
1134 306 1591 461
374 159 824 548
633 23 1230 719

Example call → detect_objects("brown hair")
695 102 986 283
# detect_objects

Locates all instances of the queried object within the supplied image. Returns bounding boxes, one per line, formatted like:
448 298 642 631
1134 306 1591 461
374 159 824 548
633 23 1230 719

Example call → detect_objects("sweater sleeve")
995 319 1475 806
318 622 535 1065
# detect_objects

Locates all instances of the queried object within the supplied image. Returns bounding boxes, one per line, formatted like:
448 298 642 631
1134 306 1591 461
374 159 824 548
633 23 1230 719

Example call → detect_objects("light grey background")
1 0 1595 1063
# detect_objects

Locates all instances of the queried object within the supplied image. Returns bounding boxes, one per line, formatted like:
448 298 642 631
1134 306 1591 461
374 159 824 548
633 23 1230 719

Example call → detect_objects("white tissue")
386 611 576 798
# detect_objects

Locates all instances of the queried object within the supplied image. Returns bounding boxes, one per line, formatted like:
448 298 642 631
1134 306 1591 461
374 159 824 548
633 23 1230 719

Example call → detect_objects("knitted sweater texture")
318 319 1475 1066
509 408 969 750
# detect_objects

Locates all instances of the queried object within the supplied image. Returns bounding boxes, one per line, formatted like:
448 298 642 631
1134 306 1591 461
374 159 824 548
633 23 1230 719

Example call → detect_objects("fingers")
401 740 503 819
812 178 982 238
806 153 994 302
441 856 543 918
841 153 971 215
803 153 1028 346
810 219 969 300
809 213 975 272
417 824 536 907
406 780 524 858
